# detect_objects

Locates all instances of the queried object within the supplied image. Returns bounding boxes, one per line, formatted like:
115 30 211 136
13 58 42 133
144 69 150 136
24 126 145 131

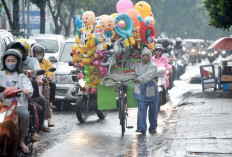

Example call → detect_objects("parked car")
30 34 65 64
54 37 76 110
0 29 14 66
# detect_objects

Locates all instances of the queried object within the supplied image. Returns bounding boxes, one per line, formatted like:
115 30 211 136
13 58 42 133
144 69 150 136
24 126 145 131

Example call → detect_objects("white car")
30 34 65 64
54 37 76 109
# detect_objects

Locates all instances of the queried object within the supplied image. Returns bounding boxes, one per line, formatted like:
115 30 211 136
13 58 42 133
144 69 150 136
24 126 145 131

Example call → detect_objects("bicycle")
104 78 134 137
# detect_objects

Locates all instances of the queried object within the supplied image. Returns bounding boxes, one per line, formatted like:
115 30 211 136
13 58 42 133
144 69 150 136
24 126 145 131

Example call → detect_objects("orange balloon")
125 8 141 27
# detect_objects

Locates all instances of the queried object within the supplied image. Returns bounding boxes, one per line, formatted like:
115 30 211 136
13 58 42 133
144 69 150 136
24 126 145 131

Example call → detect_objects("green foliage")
204 0 232 30
159 0 231 40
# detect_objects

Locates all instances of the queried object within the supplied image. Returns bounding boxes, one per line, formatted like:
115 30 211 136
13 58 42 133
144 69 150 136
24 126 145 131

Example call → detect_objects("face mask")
6 63 16 71
36 56 43 61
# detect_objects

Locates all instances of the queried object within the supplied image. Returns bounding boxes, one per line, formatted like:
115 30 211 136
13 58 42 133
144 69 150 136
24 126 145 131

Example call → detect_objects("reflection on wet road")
36 106 170 157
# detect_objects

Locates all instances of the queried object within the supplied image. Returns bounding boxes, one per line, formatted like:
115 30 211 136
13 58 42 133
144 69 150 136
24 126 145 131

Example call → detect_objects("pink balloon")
116 0 134 13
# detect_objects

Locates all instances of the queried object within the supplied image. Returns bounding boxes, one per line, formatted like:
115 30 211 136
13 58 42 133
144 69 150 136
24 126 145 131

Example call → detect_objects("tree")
204 0 232 30
1 0 20 31
47 0 63 34
30 0 47 34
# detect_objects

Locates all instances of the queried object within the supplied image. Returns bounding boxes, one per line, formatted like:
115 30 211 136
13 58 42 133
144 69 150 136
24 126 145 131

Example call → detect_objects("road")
34 57 224 157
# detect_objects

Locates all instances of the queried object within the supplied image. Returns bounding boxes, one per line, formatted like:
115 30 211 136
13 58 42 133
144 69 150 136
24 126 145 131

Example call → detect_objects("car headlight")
56 74 70 83
201 51 206 55
222 50 226 54
78 79 86 88
214 51 217 55
191 49 196 53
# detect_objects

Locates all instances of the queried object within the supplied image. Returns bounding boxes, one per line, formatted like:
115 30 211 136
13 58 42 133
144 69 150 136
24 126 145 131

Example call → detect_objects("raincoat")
151 55 172 88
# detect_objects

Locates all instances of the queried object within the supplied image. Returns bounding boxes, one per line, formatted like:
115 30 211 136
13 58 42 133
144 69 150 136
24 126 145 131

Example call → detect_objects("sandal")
48 124 55 127
40 125 50 132
32 133 41 142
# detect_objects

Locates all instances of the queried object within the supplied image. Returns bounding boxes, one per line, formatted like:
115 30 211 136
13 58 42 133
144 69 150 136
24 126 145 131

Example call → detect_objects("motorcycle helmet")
175 37 182 45
31 43 46 57
152 44 164 55
2 49 22 72
6 41 28 62
16 38 31 56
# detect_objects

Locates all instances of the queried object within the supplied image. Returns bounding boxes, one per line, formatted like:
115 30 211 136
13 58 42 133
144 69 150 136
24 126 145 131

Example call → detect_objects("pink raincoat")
151 55 172 88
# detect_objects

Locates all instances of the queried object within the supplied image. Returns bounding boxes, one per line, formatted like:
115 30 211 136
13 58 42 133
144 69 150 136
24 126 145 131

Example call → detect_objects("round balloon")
116 0 133 13
134 1 151 19
125 8 141 27
110 13 118 18
145 16 155 26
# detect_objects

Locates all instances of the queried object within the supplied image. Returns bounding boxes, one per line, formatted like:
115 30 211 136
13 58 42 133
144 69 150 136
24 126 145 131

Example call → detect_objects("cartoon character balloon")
116 0 133 13
79 11 96 45
100 15 116 46
134 1 151 19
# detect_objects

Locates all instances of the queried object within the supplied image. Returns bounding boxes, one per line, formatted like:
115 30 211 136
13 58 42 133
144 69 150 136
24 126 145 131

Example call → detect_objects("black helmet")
2 49 22 72
6 41 27 62
153 44 164 51
31 43 46 57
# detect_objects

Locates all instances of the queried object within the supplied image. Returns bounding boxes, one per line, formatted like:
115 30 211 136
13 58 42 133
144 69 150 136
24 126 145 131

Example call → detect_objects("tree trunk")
47 0 62 34
13 0 20 31
63 0 75 37
40 6 46 34
1 0 14 30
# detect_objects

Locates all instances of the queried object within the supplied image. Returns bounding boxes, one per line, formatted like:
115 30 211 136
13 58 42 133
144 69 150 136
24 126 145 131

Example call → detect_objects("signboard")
200 65 217 91
19 11 40 30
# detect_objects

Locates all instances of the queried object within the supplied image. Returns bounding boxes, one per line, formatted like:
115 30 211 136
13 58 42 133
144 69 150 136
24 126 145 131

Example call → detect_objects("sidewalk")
153 91 232 157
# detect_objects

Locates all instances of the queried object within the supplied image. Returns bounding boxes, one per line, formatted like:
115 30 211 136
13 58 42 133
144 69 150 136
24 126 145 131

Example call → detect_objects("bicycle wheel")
119 97 126 137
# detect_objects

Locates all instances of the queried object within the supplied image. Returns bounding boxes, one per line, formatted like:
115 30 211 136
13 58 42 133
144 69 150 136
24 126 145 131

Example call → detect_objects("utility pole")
27 0 30 35
22 0 25 31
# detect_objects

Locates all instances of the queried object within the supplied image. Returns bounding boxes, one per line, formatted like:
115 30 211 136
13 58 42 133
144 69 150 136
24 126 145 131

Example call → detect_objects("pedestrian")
132 47 159 134
32 43 55 128
0 49 33 153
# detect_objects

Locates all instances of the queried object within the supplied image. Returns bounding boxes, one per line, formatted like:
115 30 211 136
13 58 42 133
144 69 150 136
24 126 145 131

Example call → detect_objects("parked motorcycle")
70 66 107 123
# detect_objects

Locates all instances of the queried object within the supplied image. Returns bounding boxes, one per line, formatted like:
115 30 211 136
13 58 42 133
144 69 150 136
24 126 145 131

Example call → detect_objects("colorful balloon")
118 20 126 28
134 1 151 19
116 0 133 13
125 8 141 27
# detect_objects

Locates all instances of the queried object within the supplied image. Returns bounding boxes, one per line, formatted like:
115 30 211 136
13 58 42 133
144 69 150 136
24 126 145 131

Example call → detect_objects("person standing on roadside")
132 47 159 134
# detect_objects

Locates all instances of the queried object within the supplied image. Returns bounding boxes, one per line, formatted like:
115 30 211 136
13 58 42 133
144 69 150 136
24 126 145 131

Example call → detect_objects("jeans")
137 99 159 133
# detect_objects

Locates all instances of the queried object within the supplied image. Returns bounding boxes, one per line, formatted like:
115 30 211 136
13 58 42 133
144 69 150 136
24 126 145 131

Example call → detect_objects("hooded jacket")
132 47 158 101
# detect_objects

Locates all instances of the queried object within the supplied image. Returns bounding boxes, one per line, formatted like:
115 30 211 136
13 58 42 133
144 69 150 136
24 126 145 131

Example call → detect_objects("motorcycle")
189 48 197 65
157 67 168 110
207 50 216 64
0 86 33 156
70 66 107 123
24 69 45 134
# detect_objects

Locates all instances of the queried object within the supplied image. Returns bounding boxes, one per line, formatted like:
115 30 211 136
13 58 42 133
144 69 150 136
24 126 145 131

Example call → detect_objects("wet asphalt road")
35 105 171 157
34 57 221 157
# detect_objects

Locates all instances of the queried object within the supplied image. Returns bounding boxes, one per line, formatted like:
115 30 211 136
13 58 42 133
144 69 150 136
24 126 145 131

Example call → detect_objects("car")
29 34 65 64
0 29 15 66
53 37 76 110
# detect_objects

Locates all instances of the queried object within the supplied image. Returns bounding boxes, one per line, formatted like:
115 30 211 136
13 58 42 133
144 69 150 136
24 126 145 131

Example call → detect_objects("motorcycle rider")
6 41 50 134
151 44 172 88
32 43 55 127
0 49 33 154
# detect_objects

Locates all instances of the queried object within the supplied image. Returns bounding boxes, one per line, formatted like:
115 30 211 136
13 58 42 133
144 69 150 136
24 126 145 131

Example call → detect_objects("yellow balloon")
110 13 118 18
134 1 151 19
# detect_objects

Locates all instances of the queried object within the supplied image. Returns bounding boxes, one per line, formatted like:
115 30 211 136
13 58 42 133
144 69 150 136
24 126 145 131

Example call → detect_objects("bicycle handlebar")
104 78 135 84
